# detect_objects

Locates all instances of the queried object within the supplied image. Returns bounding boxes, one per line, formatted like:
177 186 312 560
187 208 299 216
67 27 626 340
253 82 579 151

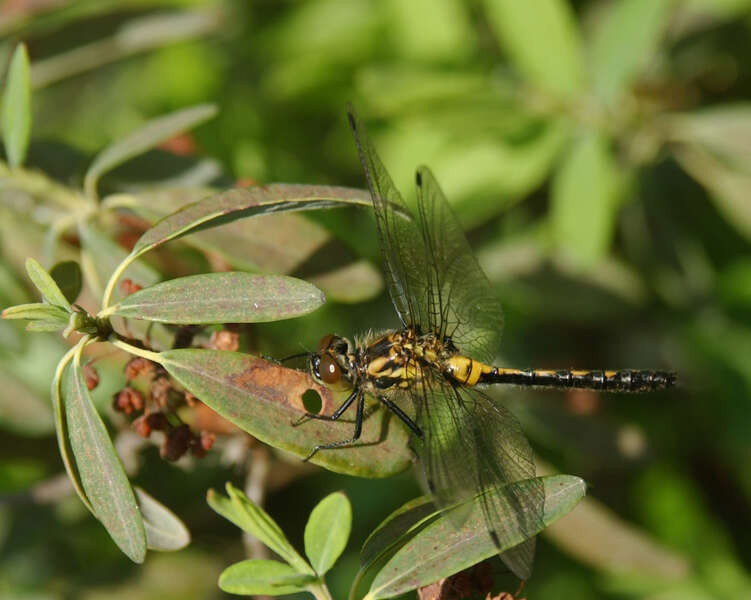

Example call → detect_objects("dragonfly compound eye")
318 354 341 385
317 334 335 352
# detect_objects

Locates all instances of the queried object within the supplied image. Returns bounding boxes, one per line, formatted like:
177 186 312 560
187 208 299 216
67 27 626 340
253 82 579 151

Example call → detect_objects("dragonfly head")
310 334 355 391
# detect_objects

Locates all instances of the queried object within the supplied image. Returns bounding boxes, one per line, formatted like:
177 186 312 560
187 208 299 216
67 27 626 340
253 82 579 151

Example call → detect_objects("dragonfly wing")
347 106 432 329
500 537 536 582
413 377 543 580
415 165 503 364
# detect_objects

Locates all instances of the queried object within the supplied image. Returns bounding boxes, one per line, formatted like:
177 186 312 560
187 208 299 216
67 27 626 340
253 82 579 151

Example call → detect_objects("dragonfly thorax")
360 328 458 390
311 328 457 393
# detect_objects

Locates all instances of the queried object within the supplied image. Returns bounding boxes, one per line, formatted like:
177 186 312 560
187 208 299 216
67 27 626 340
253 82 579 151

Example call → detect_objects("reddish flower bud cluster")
113 355 216 461
160 424 215 461
124 357 153 380
132 412 169 438
113 388 144 414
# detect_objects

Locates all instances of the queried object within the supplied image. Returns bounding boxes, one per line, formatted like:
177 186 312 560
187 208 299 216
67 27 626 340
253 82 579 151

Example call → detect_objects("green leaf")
62 340 146 563
103 272 324 324
483 0 584 99
219 559 315 596
2 302 69 322
26 319 68 332
208 483 313 575
52 348 93 513
135 487 190 551
360 496 436 571
130 185 372 260
124 189 334 274
673 144 751 241
304 492 352 575
181 212 330 275
25 257 72 310
381 113 570 227
5 301 72 332
309 260 383 304
49 261 82 305
1 43 31 168
590 0 671 105
83 104 217 199
666 104 751 175
365 475 585 600
388 0 475 61
550 132 623 267
157 349 412 477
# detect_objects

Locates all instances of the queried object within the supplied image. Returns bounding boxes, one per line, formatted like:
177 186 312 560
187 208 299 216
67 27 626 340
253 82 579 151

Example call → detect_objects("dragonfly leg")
378 395 423 439
302 391 365 462
292 387 358 427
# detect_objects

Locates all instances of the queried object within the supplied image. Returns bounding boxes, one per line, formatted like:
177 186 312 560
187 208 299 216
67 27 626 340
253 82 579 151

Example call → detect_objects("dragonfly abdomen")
478 367 676 392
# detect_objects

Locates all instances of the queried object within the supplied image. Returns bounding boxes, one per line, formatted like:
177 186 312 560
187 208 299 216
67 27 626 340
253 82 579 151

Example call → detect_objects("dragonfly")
297 105 676 580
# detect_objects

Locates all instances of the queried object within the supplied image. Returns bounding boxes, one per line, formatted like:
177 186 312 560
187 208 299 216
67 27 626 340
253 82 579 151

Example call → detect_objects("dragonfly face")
309 334 356 392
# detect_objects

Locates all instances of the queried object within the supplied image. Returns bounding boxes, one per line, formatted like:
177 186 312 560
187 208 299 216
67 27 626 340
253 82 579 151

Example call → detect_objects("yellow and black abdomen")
475 366 676 392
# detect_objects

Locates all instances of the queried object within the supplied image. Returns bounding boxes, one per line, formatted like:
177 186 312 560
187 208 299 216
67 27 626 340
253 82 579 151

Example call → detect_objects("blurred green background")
2 0 751 598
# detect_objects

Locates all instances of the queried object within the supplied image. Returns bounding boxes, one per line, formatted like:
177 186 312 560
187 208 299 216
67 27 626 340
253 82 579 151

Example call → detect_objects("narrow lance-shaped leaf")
153 349 412 478
131 185 373 259
673 144 751 242
550 132 623 268
2 302 69 322
25 257 72 310
360 496 437 571
135 487 190 551
483 0 584 99
309 260 383 304
219 559 316 596
208 483 313 575
127 192 333 275
665 104 751 176
26 319 68 332
2 43 31 168
304 492 352 575
51 348 93 513
63 340 146 563
365 475 586 600
103 272 324 324
84 104 217 199
590 0 671 106
49 261 82 305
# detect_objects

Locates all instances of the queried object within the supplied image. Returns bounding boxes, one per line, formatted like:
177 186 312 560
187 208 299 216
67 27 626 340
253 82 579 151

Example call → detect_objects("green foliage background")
2 0 751 598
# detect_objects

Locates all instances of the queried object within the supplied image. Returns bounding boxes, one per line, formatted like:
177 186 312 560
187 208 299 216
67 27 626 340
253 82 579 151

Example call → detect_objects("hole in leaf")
302 389 322 414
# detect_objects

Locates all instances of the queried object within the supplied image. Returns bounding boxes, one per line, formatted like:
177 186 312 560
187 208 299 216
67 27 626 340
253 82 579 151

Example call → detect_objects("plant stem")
110 337 163 363
306 581 334 600
100 250 140 310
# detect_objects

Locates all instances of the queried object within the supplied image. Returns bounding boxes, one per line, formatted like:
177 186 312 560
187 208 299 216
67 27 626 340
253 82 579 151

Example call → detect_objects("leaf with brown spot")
155 349 413 477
